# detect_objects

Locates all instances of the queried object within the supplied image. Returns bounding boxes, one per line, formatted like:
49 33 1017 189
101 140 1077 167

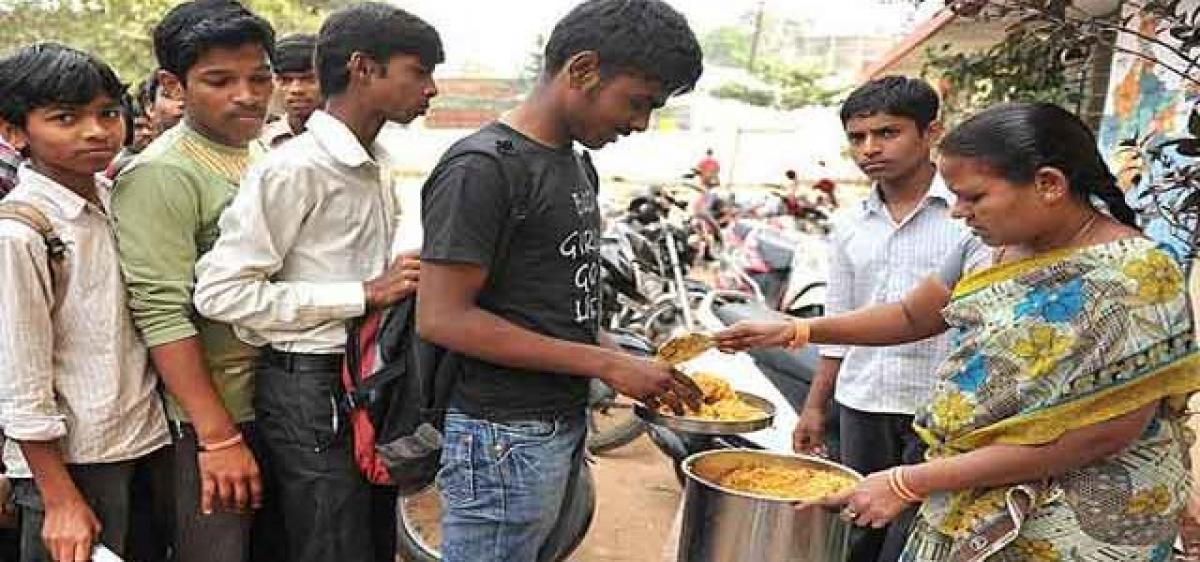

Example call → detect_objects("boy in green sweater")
112 1 279 560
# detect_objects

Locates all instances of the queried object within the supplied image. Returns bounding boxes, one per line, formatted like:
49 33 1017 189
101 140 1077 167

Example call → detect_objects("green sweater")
112 122 260 423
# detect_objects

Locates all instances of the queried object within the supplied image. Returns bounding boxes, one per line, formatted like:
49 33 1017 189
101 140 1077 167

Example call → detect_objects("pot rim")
682 448 864 504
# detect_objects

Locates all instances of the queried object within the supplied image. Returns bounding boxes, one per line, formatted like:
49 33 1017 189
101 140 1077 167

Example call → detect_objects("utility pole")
747 0 767 72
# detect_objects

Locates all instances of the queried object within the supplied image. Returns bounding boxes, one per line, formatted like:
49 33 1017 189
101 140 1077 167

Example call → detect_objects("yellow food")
659 373 766 421
657 333 716 365
716 465 856 501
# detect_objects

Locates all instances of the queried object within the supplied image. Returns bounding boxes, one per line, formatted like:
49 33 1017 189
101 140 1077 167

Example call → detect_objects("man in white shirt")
792 76 988 562
193 5 442 561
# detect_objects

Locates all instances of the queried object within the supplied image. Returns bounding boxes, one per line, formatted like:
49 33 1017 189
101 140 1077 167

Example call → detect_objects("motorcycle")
591 187 831 459
600 190 707 344
586 190 716 455
587 204 705 456
712 214 828 319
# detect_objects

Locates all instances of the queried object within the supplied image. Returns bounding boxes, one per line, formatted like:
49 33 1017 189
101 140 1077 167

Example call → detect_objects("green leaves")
701 26 755 68
711 82 775 107
0 0 331 89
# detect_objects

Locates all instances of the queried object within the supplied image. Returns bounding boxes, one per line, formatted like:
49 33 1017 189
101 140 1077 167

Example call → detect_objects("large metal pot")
678 449 862 562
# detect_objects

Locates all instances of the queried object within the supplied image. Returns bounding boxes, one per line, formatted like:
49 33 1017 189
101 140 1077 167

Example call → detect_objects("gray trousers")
838 404 925 562
12 447 173 562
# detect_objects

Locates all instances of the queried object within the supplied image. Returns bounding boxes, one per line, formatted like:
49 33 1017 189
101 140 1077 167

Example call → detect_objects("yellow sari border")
952 246 1081 299
947 352 1200 451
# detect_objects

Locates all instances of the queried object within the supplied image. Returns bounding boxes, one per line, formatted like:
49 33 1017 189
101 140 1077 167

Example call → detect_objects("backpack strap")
578 149 599 191
452 134 594 285
447 136 531 287
0 201 68 309
344 133 532 397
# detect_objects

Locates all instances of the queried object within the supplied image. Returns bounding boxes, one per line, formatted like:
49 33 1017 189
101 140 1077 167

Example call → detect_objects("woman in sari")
717 102 1200 561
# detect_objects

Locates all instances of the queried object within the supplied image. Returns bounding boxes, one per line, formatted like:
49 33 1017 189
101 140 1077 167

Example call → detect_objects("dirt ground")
575 435 682 561
397 433 682 562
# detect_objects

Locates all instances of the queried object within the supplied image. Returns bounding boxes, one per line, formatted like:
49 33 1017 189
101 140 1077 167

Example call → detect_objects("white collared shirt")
821 173 990 415
260 117 302 149
0 167 169 475
194 110 397 354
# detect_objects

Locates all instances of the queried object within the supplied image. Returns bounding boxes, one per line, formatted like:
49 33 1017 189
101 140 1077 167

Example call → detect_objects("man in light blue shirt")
793 76 988 562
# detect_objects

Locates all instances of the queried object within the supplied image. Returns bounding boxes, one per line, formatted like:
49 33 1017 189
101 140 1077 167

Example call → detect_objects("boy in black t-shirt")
417 1 703 560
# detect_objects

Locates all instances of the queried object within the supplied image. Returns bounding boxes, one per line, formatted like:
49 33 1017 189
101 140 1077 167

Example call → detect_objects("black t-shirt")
421 122 602 419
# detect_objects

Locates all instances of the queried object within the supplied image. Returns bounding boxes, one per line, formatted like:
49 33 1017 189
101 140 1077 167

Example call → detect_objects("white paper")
92 544 123 562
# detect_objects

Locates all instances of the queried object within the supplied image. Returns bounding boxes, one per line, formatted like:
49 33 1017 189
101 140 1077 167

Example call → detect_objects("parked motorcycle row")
588 184 837 468
395 183 839 562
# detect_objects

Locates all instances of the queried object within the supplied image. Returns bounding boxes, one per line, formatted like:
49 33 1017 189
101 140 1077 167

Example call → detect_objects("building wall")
424 78 522 129
1098 0 1200 260
879 19 1010 80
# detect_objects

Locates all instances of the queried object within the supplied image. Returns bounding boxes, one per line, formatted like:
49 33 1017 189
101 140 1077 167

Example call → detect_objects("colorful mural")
1098 1 1200 261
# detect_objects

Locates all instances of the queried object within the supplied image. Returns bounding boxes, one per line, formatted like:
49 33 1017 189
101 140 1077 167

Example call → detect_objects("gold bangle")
890 466 924 503
787 319 810 349
886 468 908 501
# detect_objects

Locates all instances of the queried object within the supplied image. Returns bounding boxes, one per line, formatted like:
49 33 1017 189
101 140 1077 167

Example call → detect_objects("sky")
392 0 932 76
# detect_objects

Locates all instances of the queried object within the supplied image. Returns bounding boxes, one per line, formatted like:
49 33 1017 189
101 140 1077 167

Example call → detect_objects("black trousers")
12 447 173 562
838 404 926 562
255 350 397 562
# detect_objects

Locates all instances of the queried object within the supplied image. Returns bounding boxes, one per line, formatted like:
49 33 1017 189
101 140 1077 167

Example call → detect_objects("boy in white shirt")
0 43 170 562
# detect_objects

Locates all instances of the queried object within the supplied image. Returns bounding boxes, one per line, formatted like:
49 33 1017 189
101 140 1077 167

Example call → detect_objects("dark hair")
316 3 444 97
275 33 317 74
119 91 140 146
940 102 1138 229
840 75 940 132
0 42 126 128
137 73 159 110
544 0 703 97
153 0 276 84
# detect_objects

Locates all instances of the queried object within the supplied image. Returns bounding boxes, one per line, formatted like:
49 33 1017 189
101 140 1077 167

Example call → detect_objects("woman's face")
942 154 1053 247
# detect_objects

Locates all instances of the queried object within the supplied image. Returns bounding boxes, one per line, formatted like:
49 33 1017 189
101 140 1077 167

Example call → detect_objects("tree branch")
972 0 1200 88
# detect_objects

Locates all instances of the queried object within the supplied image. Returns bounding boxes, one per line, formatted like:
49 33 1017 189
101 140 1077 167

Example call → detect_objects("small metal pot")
678 449 861 562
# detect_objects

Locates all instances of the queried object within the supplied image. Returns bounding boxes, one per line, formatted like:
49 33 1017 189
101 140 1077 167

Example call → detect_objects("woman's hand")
811 470 914 529
715 321 798 352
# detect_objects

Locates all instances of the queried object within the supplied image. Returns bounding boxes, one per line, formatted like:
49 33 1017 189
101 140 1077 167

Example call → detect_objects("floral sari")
901 238 1200 562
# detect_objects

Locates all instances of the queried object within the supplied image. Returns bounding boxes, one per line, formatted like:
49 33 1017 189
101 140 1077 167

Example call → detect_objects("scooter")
712 213 828 318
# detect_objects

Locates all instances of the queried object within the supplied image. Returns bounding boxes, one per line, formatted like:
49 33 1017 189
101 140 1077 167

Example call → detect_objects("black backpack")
342 127 597 493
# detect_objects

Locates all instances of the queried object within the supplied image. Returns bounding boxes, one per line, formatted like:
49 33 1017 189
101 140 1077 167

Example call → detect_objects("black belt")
261 348 344 371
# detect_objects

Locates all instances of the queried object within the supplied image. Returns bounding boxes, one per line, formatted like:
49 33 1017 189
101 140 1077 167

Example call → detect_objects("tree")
922 24 1081 120
709 59 840 109
924 0 1200 117
711 82 775 107
701 26 755 68
0 0 332 87
755 58 841 109
925 0 1200 256
516 34 546 95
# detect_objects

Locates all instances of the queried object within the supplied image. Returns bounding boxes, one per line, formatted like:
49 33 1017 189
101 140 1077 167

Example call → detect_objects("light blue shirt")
822 174 989 415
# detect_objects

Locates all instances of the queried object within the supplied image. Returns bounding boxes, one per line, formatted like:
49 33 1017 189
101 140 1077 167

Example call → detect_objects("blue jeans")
438 409 588 562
